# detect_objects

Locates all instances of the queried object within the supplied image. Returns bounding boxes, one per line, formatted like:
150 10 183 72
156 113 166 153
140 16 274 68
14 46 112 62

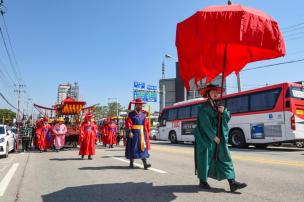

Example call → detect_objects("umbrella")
176 3 285 90
176 2 286 162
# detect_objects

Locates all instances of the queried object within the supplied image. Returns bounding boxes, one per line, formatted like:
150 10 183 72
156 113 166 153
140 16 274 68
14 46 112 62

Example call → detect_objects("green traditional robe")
193 101 235 181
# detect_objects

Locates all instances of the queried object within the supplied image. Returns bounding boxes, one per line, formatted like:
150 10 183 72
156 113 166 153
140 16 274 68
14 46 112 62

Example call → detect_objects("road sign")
133 89 157 103
133 81 145 89
147 85 158 91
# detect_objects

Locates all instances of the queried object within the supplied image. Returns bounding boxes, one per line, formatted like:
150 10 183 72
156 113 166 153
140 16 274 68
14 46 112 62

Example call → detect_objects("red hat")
128 98 146 110
84 112 93 121
43 117 49 121
200 84 223 98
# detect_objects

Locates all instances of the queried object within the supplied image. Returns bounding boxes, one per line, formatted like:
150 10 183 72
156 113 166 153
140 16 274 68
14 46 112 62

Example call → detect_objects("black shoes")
142 159 151 170
130 160 134 168
81 155 84 160
88 156 92 160
199 181 211 189
229 180 247 192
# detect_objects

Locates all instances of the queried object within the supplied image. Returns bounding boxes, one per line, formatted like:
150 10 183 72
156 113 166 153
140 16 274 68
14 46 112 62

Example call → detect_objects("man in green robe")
193 84 247 192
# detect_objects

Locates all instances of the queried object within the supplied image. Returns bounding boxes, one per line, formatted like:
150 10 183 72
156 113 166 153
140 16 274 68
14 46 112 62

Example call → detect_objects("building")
159 63 224 111
57 82 79 104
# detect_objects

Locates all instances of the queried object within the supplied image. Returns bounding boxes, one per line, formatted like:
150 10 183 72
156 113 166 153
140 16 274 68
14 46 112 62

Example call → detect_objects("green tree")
92 102 126 119
0 108 16 125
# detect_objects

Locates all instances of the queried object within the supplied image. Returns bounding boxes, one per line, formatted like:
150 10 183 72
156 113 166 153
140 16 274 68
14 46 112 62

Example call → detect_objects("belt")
131 125 145 152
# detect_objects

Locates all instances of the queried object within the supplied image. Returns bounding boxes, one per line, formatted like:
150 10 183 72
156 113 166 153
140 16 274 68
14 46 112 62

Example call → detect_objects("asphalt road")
1 141 304 202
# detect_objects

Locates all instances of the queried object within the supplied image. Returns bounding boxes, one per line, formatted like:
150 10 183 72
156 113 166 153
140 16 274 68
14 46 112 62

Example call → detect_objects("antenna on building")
162 60 165 79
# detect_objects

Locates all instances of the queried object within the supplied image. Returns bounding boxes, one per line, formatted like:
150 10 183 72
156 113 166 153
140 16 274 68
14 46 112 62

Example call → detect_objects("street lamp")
163 54 187 102
108 98 119 127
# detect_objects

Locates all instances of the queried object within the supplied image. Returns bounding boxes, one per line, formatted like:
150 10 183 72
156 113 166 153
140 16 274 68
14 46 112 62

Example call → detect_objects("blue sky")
0 0 303 113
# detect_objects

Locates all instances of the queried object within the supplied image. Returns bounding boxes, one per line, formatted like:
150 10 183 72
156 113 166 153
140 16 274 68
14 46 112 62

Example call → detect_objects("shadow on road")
151 141 304 152
102 155 125 158
41 182 234 202
105 149 125 152
79 166 140 170
49 158 82 161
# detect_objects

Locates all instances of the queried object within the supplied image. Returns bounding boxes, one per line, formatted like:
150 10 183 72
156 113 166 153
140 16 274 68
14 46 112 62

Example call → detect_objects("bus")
158 82 304 148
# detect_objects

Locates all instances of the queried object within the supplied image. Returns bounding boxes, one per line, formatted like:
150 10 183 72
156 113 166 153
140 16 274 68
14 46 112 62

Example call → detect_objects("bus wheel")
295 140 304 148
169 131 178 144
272 142 281 147
229 129 246 148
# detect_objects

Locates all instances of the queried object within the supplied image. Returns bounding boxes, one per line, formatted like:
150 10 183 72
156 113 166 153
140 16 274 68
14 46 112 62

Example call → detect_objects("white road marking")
0 163 19 196
112 157 167 174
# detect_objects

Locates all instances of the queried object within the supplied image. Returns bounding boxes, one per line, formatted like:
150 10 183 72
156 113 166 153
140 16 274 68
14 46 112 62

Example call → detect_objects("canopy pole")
215 43 227 161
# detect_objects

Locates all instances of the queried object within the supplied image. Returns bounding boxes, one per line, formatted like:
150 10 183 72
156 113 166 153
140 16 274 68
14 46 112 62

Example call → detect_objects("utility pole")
237 73 241 92
14 84 26 152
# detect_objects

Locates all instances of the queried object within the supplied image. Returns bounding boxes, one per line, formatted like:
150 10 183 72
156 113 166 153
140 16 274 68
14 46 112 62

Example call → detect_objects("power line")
283 25 304 34
0 91 17 110
282 22 304 32
0 26 21 84
285 35 304 41
242 58 304 72
0 56 17 84
1 13 23 83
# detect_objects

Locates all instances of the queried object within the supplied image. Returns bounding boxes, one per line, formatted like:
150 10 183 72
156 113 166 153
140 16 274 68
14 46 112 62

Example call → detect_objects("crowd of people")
31 112 123 159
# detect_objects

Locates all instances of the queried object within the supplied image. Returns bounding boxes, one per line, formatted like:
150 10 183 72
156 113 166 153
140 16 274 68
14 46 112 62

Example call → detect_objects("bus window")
250 88 281 112
178 106 191 120
286 86 304 100
168 109 178 121
226 95 249 114
159 110 168 126
191 104 200 118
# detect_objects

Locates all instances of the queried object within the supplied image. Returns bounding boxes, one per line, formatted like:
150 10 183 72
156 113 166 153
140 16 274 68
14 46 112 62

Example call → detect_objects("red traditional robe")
101 124 108 144
38 124 52 151
79 121 97 156
103 122 117 145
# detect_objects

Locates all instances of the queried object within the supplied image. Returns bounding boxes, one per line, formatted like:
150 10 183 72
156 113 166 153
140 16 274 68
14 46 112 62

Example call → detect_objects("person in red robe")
79 112 97 160
103 119 116 148
39 117 52 152
35 119 43 149
108 118 117 148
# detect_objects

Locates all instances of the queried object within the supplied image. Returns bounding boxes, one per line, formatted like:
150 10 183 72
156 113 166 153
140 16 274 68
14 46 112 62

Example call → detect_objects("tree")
92 102 126 119
0 108 16 125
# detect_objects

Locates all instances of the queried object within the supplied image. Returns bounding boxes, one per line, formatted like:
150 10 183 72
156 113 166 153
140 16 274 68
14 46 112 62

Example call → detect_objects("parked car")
0 125 16 158
150 128 160 140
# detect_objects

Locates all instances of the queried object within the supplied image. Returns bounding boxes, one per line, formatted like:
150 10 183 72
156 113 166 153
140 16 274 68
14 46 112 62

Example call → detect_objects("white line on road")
0 163 19 196
112 157 167 174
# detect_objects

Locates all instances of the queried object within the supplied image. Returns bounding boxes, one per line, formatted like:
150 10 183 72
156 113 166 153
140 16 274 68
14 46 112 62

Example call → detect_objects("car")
150 128 160 140
0 125 16 158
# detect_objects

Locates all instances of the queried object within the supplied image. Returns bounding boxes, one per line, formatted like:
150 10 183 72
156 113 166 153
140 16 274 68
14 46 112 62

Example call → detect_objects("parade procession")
1 0 304 202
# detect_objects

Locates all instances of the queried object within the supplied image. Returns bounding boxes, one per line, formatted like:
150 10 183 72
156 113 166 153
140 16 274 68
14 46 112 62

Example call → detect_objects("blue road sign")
134 81 145 89
133 89 157 103
147 85 158 91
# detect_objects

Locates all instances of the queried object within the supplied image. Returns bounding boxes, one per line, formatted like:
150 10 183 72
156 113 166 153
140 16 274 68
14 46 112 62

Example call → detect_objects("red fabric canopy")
176 4 286 89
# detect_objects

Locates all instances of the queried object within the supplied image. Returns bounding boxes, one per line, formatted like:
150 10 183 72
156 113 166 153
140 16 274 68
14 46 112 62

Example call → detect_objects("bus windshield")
0 126 5 135
288 86 304 100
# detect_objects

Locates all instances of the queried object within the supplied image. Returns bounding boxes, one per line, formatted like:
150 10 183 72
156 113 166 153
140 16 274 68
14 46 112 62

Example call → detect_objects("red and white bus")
158 82 304 148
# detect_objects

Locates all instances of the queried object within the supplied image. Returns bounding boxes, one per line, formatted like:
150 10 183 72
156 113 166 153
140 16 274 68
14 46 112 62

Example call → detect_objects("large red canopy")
176 4 286 89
